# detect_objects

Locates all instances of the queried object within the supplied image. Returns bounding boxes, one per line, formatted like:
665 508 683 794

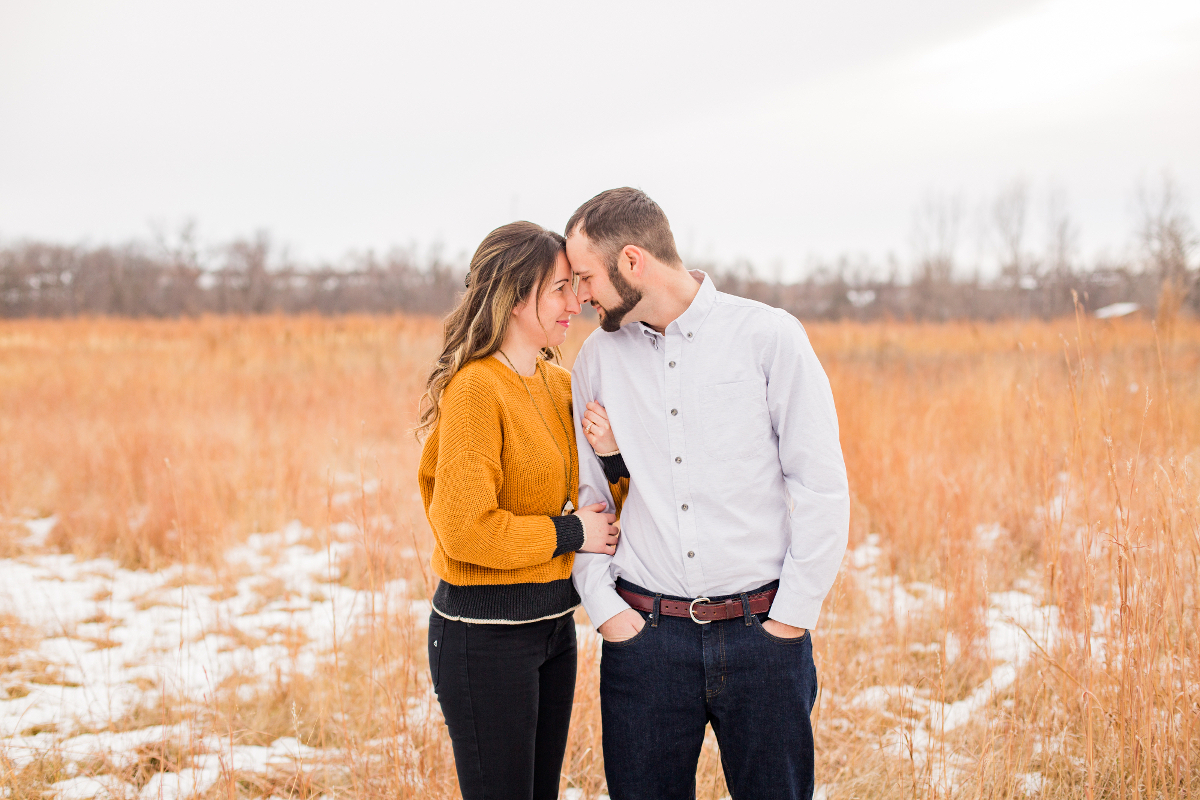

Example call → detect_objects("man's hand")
762 619 808 639
597 608 645 643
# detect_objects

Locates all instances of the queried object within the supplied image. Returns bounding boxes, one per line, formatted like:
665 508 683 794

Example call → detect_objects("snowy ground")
1 519 420 799
2 519 1061 799
828 531 1063 790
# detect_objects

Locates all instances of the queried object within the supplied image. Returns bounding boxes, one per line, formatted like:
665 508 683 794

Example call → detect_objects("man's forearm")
572 552 632 628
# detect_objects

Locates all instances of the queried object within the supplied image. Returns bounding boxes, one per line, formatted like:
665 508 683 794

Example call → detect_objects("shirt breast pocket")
699 379 770 461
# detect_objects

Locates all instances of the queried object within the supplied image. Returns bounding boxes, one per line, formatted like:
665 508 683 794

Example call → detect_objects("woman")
415 221 620 800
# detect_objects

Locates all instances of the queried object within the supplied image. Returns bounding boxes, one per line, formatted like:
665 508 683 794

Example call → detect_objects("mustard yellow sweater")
418 355 584 623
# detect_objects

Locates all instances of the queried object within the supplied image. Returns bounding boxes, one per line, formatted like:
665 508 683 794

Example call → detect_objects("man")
567 188 849 800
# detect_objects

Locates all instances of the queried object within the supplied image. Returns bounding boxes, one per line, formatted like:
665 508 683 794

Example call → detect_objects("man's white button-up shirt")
571 271 850 631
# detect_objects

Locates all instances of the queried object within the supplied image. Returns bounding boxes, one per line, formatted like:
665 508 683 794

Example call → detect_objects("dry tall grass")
1 312 1197 798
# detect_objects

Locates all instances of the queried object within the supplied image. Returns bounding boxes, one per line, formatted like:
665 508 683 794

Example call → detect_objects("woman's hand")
574 502 619 555
582 401 619 455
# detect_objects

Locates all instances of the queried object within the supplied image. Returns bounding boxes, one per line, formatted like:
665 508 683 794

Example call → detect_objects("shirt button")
687 332 693 338
681 504 688 511
671 408 678 416
675 456 682 463
687 551 695 558
669 361 676 368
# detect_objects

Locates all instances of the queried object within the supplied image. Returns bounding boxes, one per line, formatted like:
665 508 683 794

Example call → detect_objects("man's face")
566 232 643 333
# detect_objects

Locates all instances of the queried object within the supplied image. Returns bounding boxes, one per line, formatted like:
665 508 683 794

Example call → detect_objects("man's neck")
636 268 701 333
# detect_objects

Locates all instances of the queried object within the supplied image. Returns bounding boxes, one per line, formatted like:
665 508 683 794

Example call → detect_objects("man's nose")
566 286 582 314
573 280 590 304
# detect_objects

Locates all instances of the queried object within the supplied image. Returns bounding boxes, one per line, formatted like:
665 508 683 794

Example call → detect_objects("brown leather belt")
617 586 777 624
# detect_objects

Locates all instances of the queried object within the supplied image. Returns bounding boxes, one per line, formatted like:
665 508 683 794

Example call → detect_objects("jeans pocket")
600 612 653 650
750 614 810 645
808 653 820 713
427 612 446 690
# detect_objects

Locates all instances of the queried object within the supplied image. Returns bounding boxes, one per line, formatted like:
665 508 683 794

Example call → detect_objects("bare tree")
152 219 204 315
912 190 964 285
1040 186 1080 317
1044 187 1078 279
992 179 1033 287
1139 173 1198 331
909 191 964 319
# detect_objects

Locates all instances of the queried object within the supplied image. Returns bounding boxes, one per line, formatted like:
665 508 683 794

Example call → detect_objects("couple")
416 188 850 800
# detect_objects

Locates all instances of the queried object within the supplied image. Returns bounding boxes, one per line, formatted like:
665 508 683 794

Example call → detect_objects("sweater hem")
431 577 582 624
429 605 580 625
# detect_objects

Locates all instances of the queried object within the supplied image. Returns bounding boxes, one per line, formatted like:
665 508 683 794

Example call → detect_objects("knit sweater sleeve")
426 368 561 571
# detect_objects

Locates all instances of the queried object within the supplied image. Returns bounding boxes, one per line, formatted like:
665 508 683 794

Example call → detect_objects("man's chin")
597 309 623 333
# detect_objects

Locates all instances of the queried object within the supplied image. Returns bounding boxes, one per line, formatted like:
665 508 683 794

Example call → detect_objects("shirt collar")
637 270 715 341
669 270 716 342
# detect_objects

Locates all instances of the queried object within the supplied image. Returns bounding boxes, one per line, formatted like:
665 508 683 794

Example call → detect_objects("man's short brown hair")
565 187 683 270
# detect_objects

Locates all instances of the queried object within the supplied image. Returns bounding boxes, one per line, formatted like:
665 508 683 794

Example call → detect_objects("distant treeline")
2 235 1194 322
0 233 462 318
3 176 1197 321
705 260 1196 322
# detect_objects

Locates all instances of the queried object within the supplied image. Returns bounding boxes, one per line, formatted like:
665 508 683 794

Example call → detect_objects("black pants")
601 579 819 800
428 610 578 800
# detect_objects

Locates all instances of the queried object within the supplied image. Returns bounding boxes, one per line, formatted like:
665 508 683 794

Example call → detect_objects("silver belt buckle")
688 596 712 624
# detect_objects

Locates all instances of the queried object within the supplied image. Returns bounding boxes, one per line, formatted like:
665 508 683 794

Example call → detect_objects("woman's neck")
495 333 540 377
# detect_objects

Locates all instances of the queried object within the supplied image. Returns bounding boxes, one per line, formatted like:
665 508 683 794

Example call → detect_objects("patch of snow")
0 522 426 787
1016 771 1044 796
1094 301 1139 319
974 523 1007 548
847 289 876 308
50 775 136 799
138 768 220 800
22 516 59 547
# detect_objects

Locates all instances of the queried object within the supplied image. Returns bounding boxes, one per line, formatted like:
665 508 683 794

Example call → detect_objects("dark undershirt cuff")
551 514 585 556
599 453 630 484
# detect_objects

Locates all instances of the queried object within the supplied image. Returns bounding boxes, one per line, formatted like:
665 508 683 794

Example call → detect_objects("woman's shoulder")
542 359 572 393
444 358 505 404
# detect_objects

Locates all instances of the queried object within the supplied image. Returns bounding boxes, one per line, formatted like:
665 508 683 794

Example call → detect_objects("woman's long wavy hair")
414 221 567 441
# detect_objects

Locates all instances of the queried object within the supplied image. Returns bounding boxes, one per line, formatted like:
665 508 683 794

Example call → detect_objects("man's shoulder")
575 324 640 364
711 291 801 331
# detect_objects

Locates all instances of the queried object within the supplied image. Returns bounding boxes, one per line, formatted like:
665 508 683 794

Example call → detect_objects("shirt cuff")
551 514 585 557
579 584 633 630
766 582 825 631
599 453 630 484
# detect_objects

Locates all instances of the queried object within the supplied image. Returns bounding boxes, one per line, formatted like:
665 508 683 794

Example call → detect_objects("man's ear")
623 245 646 278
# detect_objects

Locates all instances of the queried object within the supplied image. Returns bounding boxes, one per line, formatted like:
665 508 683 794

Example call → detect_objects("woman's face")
511 252 582 349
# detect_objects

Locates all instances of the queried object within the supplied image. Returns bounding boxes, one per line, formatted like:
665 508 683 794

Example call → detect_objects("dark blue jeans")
601 580 819 800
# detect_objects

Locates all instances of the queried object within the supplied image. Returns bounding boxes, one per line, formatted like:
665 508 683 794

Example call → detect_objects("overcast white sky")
1 0 1198 278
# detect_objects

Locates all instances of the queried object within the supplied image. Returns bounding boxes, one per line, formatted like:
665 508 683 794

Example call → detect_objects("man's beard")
596 264 643 333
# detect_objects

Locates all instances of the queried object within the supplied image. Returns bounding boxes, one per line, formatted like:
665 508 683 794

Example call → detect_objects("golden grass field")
1 312 1197 799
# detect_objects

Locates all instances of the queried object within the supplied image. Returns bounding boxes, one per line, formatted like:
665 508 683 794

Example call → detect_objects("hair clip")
464 270 471 288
